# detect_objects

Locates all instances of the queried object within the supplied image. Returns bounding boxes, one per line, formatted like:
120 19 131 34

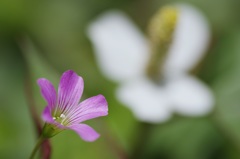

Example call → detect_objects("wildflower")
37 70 108 141
87 4 214 123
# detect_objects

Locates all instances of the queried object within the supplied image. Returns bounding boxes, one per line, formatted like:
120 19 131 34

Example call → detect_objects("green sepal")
42 123 64 138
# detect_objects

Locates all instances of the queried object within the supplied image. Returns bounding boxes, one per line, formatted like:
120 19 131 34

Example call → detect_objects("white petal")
87 10 149 82
163 4 211 77
165 75 214 116
116 76 172 123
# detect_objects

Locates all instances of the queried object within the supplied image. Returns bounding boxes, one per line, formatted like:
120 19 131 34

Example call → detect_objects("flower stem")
29 136 45 159
131 122 153 159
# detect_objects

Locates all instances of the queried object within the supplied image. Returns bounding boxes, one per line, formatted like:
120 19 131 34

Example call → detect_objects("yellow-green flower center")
53 113 67 125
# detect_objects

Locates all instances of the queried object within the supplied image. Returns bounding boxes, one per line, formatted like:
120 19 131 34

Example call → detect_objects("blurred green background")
1 0 240 159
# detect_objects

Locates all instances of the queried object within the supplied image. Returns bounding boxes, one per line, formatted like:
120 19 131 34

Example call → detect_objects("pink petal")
66 95 108 124
57 70 84 114
37 78 57 110
42 106 65 129
68 124 100 142
42 106 54 123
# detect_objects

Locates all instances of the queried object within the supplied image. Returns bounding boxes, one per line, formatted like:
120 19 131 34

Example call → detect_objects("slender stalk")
131 123 153 159
99 120 129 159
30 136 46 159
18 36 52 159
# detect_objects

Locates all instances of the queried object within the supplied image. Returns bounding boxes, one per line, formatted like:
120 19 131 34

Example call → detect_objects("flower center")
53 113 67 125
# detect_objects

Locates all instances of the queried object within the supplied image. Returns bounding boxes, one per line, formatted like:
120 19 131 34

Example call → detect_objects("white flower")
88 10 149 82
163 4 210 78
87 3 214 123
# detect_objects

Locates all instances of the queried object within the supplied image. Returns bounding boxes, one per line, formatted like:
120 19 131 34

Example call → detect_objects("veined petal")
37 78 57 110
68 124 100 142
163 4 210 77
66 95 108 124
42 106 66 130
165 75 214 116
116 77 172 123
57 70 84 115
87 10 149 82
42 106 54 123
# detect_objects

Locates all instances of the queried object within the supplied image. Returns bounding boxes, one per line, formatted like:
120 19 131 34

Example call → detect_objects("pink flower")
37 70 108 142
